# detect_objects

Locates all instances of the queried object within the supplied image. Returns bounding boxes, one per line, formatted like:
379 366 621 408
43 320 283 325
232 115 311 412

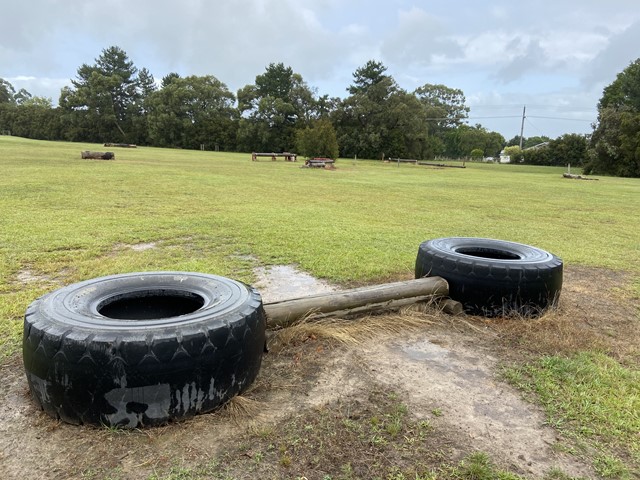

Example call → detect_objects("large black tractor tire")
23 272 266 428
415 238 563 317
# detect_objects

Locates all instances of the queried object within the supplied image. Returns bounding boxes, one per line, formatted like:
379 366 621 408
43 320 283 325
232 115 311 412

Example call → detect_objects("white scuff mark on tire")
26 373 51 404
104 384 171 428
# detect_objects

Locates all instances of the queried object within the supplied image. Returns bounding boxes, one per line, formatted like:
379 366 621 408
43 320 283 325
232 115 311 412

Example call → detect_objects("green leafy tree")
415 83 469 129
295 118 339 159
415 83 469 158
60 46 152 142
334 61 395 158
334 60 428 159
470 148 484 160
0 78 61 139
237 63 315 152
137 68 157 102
524 136 550 148
445 125 504 157
587 109 640 176
10 103 63 140
314 94 340 119
507 135 550 148
14 88 32 105
347 60 395 98
0 78 16 104
599 59 640 111
502 145 523 162
147 75 237 150
586 59 640 177
161 72 181 87
522 146 551 165
547 133 588 166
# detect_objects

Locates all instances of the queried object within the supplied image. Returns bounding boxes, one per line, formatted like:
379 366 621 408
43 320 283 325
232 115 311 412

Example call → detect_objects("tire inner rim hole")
455 247 522 260
97 290 205 320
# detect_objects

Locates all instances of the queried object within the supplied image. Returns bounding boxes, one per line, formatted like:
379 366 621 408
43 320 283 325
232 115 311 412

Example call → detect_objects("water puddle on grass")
252 265 337 303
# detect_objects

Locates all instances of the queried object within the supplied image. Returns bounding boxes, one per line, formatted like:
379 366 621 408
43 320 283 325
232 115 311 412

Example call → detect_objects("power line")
527 115 593 122
524 117 544 136
424 115 521 121
469 104 595 112
424 115 592 122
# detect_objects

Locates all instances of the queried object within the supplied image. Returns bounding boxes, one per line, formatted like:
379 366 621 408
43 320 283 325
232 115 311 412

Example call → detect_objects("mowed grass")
504 352 640 478
1 135 639 358
1 136 640 478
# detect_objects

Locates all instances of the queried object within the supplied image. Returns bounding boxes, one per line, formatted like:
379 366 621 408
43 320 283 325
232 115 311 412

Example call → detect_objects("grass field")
1 135 639 479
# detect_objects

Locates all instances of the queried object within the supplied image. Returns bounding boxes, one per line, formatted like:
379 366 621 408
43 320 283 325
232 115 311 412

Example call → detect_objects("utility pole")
519 105 526 150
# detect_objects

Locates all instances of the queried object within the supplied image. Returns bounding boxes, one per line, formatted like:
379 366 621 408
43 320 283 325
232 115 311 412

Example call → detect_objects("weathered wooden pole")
264 276 451 328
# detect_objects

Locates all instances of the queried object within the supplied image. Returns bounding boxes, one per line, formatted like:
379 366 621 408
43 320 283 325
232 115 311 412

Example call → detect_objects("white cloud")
1 0 640 137
380 7 462 68
4 76 70 102
583 20 640 86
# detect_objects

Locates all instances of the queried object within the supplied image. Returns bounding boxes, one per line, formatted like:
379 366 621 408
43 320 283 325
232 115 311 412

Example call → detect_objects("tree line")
1 46 637 176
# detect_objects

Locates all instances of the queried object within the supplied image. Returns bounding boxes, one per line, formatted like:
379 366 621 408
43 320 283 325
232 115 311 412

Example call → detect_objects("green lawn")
1 135 639 357
2 135 640 478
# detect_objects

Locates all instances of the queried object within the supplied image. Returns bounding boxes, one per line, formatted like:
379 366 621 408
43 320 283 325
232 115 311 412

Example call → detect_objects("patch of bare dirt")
0 266 637 479
14 268 73 288
253 264 337 302
110 242 158 254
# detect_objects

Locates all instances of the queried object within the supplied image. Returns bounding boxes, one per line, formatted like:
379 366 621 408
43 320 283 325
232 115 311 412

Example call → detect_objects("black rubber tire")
23 271 266 428
415 238 563 317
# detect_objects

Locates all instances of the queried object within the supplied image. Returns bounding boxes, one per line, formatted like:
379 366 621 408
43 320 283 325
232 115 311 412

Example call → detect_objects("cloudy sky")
2 0 639 139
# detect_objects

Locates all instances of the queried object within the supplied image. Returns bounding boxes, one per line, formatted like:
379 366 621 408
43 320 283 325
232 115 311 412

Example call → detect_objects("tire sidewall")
416 238 563 316
23 272 266 428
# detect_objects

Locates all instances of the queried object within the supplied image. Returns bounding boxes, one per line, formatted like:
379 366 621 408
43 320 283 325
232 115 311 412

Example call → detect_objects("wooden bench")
251 152 297 162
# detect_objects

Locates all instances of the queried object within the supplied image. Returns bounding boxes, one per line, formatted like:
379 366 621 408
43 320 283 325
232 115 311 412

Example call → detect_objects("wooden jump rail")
251 152 297 162
104 143 137 148
388 158 418 164
417 161 466 169
387 158 465 168
263 276 459 328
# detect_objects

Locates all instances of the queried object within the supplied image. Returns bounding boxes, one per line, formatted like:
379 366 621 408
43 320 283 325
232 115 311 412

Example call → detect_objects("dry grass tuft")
271 305 442 347
493 304 612 358
221 395 264 424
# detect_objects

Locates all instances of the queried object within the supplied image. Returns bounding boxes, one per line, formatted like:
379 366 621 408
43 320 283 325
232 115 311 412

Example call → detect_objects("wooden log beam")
417 162 466 169
437 298 464 315
264 276 449 328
